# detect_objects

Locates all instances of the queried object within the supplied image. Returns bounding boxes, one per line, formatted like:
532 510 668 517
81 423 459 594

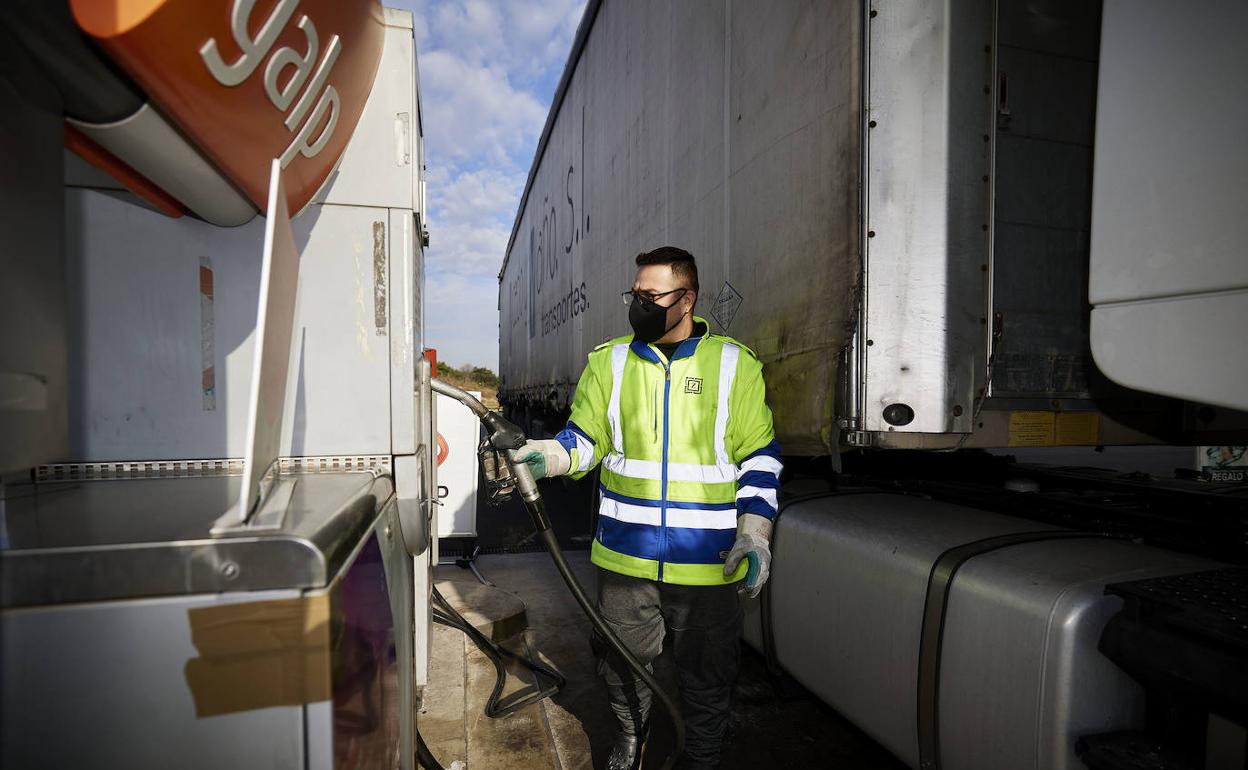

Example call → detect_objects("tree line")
439 363 499 390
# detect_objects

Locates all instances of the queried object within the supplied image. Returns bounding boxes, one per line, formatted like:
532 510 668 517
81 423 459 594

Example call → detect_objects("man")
516 246 782 770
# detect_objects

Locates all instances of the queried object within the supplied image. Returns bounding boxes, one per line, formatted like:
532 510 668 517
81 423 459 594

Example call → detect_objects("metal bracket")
210 473 299 536
36 459 244 483
843 430 874 448
35 455 391 484
279 455 391 476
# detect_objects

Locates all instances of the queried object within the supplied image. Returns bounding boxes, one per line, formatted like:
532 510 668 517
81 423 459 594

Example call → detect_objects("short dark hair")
635 246 699 295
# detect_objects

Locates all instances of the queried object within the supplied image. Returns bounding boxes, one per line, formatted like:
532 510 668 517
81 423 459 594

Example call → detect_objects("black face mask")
629 291 687 343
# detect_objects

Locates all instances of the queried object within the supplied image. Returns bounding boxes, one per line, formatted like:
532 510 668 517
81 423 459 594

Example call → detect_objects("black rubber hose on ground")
416 729 443 770
430 584 566 718
416 589 567 770
533 522 686 770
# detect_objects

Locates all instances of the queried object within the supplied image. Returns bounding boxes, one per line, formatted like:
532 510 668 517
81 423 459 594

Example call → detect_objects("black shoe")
604 724 648 770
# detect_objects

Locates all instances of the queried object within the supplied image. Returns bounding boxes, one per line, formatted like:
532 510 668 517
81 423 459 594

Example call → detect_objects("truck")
1 1 440 768
498 1 1248 768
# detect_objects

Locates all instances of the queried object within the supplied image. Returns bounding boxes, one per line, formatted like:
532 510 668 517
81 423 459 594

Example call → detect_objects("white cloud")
388 0 585 370
411 0 585 83
421 271 501 371
418 51 547 166
410 12 430 47
423 270 497 311
427 220 511 277
428 165 526 227
423 165 527 284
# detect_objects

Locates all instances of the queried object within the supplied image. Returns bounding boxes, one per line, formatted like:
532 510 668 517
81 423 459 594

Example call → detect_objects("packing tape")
184 593 332 717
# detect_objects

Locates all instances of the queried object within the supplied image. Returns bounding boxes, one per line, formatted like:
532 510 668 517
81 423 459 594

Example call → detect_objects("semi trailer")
1 2 439 767
498 1 1248 768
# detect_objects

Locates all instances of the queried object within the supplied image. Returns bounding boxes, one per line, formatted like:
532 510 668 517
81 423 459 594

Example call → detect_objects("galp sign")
72 0 384 215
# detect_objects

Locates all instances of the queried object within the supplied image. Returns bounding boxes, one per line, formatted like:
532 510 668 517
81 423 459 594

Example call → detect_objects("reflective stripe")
570 430 594 473
602 487 736 510
607 343 628 454
664 560 747 585
739 454 783 478
668 508 737 530
603 452 736 484
739 496 778 518
600 469 737 509
714 343 739 466
591 540 660 581
736 486 779 510
599 496 661 527
599 496 737 531
738 470 781 490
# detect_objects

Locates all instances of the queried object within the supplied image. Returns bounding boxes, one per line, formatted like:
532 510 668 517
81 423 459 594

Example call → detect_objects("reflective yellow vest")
555 317 782 585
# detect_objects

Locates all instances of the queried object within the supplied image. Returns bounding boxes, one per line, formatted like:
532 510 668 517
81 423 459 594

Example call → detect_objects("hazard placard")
1008 411 1055 447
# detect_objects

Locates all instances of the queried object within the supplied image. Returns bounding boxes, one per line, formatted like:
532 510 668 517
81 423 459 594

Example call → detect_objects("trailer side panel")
499 0 862 454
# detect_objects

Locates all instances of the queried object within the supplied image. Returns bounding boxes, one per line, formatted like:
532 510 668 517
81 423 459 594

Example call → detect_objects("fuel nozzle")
480 410 525 450
504 447 552 532
478 440 517 506
430 378 551 531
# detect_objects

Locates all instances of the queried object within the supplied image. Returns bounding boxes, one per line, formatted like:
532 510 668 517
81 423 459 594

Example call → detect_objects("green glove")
520 450 546 479
516 439 571 480
723 513 773 598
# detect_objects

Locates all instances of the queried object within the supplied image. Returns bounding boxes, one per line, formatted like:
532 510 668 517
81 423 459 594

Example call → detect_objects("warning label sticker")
1055 412 1099 445
1008 411 1055 447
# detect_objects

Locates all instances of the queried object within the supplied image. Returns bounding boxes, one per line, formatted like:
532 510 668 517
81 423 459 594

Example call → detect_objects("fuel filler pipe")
427 378 686 770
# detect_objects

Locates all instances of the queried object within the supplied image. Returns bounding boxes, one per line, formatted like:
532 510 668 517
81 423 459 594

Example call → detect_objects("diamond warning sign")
711 282 743 331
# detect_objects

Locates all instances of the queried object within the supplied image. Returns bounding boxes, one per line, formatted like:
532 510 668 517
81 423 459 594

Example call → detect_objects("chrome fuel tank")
744 492 1219 770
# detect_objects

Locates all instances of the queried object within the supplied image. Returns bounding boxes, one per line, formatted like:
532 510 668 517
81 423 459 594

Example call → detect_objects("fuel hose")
431 583 566 718
425 378 686 770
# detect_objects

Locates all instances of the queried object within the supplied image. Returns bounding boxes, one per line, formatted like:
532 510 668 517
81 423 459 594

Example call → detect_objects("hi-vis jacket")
555 317 783 585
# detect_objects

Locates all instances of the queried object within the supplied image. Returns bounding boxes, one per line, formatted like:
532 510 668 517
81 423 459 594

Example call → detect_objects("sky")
390 0 587 372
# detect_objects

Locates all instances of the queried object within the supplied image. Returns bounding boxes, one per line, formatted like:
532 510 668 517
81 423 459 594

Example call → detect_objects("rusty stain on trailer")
372 221 387 336
199 256 215 411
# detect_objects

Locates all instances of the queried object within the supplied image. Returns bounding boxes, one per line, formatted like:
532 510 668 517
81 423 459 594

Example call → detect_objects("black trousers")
592 567 743 767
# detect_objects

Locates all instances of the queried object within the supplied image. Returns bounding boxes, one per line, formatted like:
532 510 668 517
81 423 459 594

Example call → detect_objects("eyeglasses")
621 288 687 306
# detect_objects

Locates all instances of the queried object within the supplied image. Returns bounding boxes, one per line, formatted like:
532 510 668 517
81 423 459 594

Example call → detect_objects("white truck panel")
66 190 395 459
319 12 417 211
499 0 862 454
862 0 994 435
1089 0 1248 412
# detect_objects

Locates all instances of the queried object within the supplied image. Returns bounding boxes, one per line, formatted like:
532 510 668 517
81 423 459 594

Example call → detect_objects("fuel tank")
744 491 1219 770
